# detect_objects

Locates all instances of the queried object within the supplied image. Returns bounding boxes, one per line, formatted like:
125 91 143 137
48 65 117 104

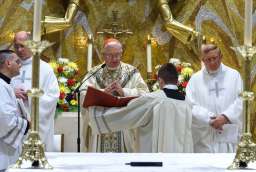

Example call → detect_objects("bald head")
102 38 123 69
103 38 122 52
14 31 30 42
13 31 32 60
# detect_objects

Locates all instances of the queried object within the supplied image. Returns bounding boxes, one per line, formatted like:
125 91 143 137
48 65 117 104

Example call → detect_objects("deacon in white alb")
88 63 193 153
0 50 30 171
186 44 243 153
11 31 59 151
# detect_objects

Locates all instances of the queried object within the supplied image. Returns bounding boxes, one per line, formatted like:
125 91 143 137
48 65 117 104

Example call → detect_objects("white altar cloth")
6 153 256 172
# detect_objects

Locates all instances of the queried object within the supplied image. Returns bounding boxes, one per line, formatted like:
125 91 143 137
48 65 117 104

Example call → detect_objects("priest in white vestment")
186 44 243 153
80 38 149 152
0 50 30 171
88 63 193 152
11 31 59 152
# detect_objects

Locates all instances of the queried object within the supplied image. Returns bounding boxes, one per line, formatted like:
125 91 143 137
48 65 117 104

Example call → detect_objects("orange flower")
176 65 182 73
181 81 188 88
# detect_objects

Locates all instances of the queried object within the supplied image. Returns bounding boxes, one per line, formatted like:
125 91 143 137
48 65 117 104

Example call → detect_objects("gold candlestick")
228 46 256 169
11 40 54 169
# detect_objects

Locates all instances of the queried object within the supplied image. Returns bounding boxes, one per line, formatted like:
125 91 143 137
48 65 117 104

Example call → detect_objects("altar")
54 112 84 152
7 153 256 172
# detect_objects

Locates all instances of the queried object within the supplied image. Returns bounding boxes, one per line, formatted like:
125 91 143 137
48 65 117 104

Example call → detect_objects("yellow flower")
59 85 69 93
181 67 193 77
68 62 78 70
70 99 78 106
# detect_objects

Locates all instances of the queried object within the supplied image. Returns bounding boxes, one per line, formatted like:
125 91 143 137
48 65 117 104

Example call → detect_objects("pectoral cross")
209 82 224 97
97 10 133 38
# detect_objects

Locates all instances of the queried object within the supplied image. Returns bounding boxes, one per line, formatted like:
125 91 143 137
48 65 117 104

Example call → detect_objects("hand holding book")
83 86 138 108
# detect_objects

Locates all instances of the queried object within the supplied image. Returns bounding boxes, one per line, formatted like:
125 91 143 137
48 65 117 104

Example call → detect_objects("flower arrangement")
50 58 80 111
152 58 194 95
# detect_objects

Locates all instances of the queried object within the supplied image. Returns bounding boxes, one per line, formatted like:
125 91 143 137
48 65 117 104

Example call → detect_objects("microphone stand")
68 64 105 152
77 90 81 152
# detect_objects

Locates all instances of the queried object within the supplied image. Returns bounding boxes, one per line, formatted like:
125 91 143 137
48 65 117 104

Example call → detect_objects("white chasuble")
0 78 28 170
186 63 243 153
11 58 59 151
88 90 193 153
80 62 149 152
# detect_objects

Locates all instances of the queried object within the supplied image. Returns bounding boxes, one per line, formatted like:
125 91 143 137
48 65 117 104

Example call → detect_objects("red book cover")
83 86 138 108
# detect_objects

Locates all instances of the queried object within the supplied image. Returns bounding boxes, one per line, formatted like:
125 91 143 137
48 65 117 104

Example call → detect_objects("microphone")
66 63 106 101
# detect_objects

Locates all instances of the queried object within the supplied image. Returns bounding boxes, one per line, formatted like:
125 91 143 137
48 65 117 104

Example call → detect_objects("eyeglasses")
103 52 122 59
13 43 25 50
203 56 219 63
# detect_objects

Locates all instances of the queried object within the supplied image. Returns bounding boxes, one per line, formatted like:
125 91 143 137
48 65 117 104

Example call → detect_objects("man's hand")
210 115 229 130
15 88 28 100
111 81 124 97
104 82 116 94
104 81 124 97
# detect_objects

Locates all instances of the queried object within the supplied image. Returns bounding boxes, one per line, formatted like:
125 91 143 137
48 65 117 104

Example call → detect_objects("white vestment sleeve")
221 73 243 124
89 96 158 134
186 80 214 126
122 72 149 96
40 68 59 111
38 67 59 151
0 88 27 149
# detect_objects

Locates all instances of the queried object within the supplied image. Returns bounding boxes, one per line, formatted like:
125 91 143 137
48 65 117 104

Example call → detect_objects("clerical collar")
21 57 33 65
0 72 11 84
163 84 178 90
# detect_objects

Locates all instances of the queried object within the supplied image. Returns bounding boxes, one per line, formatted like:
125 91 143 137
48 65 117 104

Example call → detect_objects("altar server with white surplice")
0 50 30 171
88 63 193 153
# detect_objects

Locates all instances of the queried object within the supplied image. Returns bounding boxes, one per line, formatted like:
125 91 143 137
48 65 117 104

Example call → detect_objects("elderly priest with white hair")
186 44 243 153
0 50 30 171
80 38 149 153
87 63 193 153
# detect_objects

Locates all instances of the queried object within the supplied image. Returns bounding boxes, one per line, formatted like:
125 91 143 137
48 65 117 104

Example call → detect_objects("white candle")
33 0 42 42
244 0 253 46
87 34 93 71
147 35 152 73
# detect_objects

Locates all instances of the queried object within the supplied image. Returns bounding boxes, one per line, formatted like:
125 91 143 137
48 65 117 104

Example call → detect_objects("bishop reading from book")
80 38 149 152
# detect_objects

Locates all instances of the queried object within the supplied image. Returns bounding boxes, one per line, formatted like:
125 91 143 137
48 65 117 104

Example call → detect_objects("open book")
17 98 31 121
83 86 138 108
